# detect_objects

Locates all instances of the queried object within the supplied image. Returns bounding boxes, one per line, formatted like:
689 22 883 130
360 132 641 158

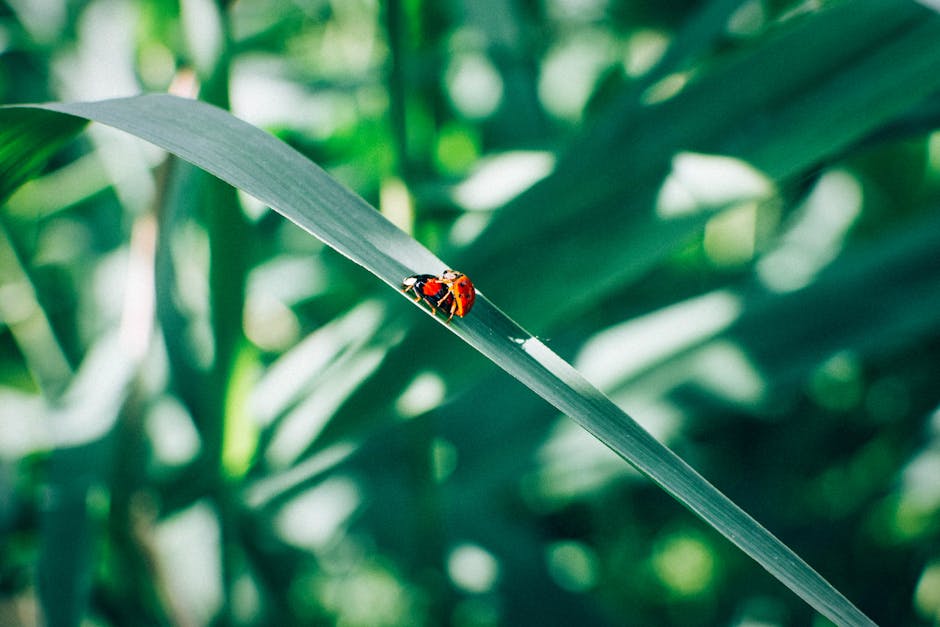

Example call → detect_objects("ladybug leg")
403 285 433 311
403 287 434 313
445 300 458 322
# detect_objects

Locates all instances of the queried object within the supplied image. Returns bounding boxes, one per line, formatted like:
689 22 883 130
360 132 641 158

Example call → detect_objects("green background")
1 0 939 625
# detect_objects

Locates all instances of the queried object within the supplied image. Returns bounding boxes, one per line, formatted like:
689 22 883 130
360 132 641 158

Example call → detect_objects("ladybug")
402 273 449 313
439 270 475 319
402 269 476 321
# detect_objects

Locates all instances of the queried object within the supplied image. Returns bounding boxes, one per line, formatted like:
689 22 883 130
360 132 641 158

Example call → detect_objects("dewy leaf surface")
1 95 875 625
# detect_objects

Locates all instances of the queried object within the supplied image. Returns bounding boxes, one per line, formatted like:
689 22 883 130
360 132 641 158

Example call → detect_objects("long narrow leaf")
0 94 875 625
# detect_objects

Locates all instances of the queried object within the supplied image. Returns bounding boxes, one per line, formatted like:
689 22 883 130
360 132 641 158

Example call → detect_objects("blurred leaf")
38 332 141 626
0 107 87 205
0 94 876 624
466 0 940 330
0 223 73 395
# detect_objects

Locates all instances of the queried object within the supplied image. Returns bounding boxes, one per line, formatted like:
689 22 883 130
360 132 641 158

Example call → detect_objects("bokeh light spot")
546 540 599 592
446 53 504 119
650 532 718 597
448 543 500 593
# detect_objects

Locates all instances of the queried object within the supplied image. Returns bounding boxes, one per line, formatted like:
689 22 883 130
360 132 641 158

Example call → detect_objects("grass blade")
0 94 875 625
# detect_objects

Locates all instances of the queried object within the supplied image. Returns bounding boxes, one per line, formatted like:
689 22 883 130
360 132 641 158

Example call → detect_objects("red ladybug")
402 269 476 321
402 273 449 313
439 270 475 318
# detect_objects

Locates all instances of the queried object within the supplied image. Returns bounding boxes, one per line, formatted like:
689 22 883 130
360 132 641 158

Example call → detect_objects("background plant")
1 1 940 626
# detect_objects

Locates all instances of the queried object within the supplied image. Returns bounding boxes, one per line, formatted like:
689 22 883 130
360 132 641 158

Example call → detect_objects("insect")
402 269 476 321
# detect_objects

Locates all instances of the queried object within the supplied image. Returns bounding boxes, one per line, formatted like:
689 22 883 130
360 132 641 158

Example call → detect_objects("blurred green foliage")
1 0 940 626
